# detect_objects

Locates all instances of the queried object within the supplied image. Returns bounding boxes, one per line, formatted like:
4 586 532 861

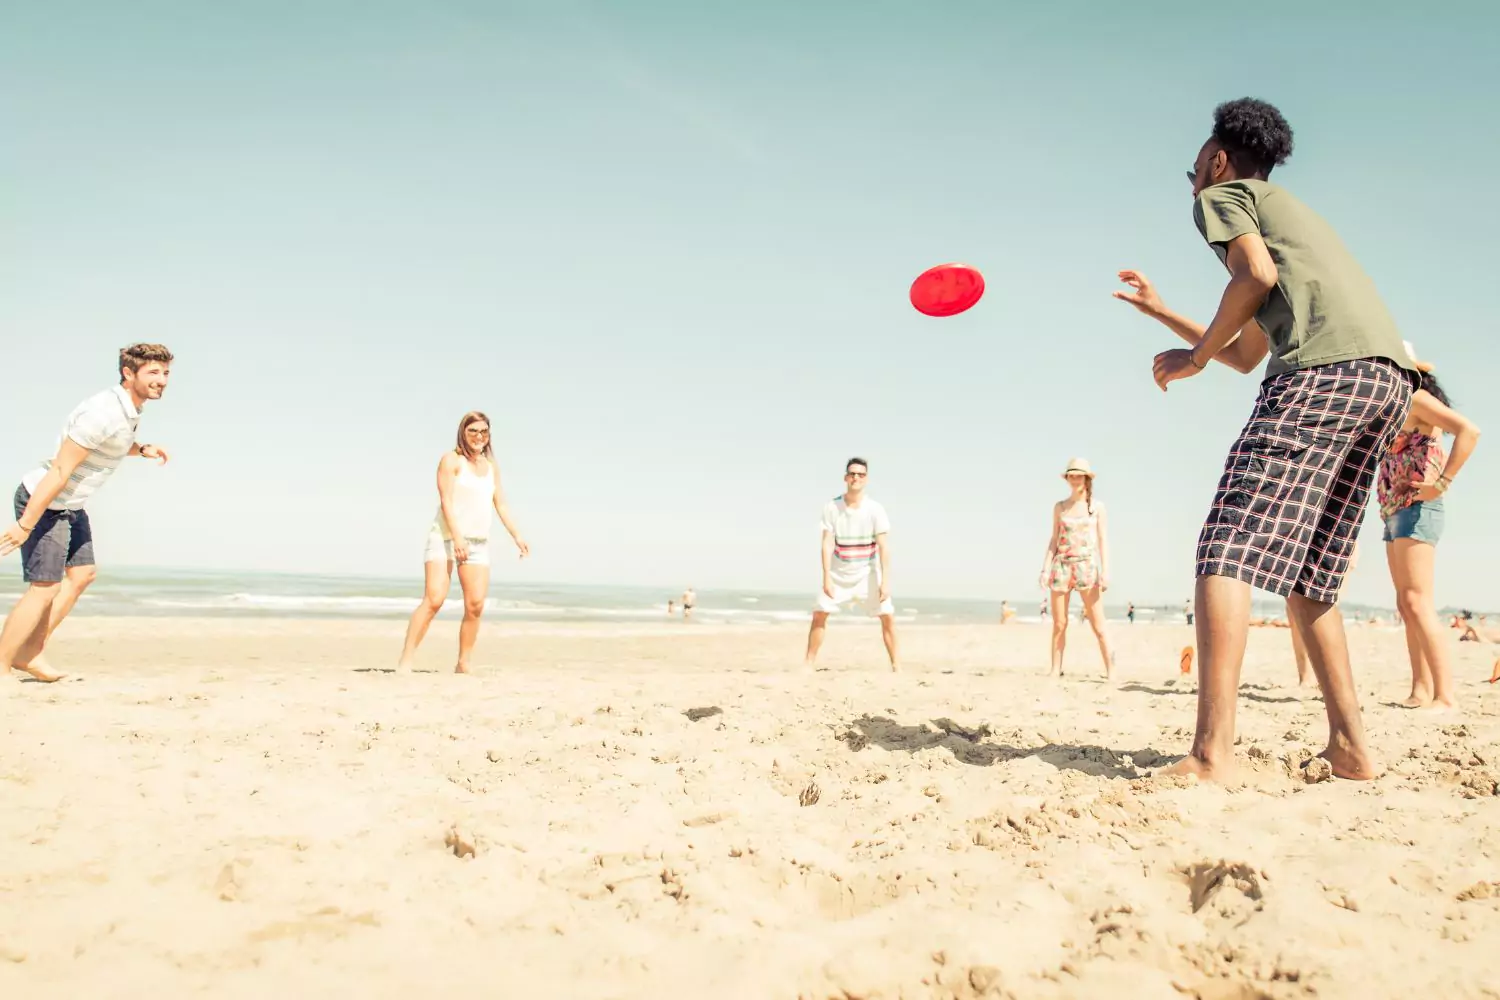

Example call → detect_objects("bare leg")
13 565 96 675
1 583 65 683
805 611 830 665
1287 597 1314 687
1047 588 1070 676
1161 575 1250 782
879 614 900 672
1389 538 1456 709
1286 591 1381 779
1080 586 1115 679
454 562 490 674
397 561 450 670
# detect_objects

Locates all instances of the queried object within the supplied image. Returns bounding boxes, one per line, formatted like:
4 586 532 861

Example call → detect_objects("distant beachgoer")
397 412 529 674
1127 602 1136 624
804 457 899 671
1000 600 1016 624
1377 344 1480 710
667 600 676 616
1038 457 1115 679
1 344 174 684
681 588 696 619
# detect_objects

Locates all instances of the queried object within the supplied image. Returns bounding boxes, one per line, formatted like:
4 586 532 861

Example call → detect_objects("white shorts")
815 571 894 617
424 529 490 566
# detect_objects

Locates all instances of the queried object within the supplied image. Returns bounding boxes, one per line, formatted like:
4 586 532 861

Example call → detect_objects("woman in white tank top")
397 411 530 674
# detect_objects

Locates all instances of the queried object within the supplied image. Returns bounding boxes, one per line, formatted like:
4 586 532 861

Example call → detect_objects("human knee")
463 596 487 619
421 591 447 614
66 566 98 590
1395 587 1428 619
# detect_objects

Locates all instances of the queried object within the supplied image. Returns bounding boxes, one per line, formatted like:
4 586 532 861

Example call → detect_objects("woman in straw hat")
1039 457 1116 678
1377 342 1481 710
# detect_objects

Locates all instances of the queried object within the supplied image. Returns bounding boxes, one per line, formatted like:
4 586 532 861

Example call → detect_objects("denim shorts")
13 483 96 583
1382 499 1445 545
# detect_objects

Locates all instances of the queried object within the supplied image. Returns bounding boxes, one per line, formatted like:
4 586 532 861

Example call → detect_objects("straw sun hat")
1062 457 1095 479
1403 341 1434 374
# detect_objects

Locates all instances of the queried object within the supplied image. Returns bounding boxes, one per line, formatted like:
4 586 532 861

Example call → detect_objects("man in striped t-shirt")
804 457 899 671
1 344 174 683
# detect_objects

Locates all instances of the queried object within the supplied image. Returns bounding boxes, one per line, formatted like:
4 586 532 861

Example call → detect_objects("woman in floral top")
1039 457 1115 679
1377 343 1482 709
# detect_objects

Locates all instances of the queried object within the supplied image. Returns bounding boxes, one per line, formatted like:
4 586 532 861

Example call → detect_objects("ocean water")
0 566 1399 625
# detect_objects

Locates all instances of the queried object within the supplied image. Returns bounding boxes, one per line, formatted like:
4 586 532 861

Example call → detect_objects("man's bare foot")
12 661 66 683
1157 753 1236 784
1318 737 1383 781
454 663 471 675
889 662 900 673
1414 699 1459 715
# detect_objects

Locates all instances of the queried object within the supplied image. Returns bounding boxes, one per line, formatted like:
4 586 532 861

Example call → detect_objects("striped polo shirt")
821 495 890 584
21 386 142 511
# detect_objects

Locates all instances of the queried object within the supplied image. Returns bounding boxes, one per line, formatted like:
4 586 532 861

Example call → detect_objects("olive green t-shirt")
1193 179 1414 380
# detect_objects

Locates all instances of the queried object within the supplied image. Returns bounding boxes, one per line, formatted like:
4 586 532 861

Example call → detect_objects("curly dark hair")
1419 371 1451 408
1212 98 1295 179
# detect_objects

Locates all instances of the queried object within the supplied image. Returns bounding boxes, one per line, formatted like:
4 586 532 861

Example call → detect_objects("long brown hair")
1084 476 1094 515
455 411 494 461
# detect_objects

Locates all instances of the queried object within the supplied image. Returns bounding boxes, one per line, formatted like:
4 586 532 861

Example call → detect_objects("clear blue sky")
3 0 1496 607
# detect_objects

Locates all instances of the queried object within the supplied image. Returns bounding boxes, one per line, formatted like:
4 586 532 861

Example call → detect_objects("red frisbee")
910 263 984 317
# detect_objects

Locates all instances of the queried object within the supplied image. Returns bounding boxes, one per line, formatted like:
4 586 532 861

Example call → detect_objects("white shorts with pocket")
815 570 894 617
424 528 490 566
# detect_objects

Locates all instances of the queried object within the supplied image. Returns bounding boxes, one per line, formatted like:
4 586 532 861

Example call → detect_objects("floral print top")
1377 429 1446 520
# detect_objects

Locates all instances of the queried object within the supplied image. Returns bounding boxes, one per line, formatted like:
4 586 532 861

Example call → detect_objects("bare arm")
1096 503 1111 586
1040 503 1060 575
435 454 465 542
1115 261 1272 375
17 439 91 529
876 532 891 598
1185 234 1278 371
1414 390 1482 489
820 530 834 592
491 463 529 556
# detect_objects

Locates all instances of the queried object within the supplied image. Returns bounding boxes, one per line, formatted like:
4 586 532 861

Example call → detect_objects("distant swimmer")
1 343 175 684
1038 458 1115 679
397 412 529 674
681 587 695 620
804 457 899 672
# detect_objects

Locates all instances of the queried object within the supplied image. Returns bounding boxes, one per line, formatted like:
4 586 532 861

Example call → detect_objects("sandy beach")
3 617 1498 999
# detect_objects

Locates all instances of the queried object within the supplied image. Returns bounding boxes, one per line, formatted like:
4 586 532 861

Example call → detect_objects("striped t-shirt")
21 386 141 511
821 496 890 584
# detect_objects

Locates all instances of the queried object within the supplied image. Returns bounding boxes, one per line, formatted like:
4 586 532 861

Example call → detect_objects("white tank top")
435 458 495 540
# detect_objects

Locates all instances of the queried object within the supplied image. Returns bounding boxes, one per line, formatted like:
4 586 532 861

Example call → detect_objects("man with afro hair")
1115 98 1418 783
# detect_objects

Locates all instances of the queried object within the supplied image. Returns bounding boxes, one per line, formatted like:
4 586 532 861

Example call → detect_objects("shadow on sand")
1118 681 1309 705
841 714 1167 779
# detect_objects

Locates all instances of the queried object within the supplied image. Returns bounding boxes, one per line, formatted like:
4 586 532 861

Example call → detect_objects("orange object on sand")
1488 657 1499 684
1180 646 1194 675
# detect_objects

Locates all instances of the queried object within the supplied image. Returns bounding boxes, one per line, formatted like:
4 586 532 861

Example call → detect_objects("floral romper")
1048 507 1100 593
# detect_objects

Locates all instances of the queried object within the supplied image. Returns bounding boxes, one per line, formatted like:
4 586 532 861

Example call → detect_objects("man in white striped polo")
804 457 900 672
0 344 174 683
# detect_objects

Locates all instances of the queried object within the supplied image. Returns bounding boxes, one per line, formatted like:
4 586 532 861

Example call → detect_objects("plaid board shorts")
1196 358 1415 603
